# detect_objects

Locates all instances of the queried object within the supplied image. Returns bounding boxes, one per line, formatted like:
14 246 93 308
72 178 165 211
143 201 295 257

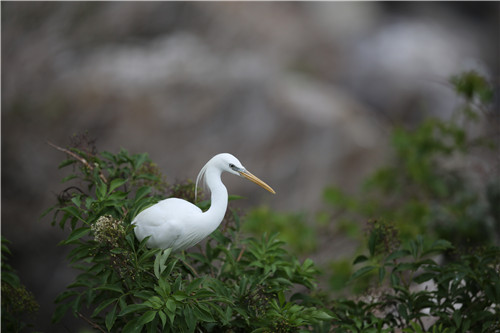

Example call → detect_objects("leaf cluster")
1 236 40 333
318 70 500 330
330 226 500 332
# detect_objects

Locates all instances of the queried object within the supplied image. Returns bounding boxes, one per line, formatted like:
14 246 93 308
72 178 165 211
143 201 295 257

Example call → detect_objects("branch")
76 311 106 333
48 141 108 183
236 245 246 262
180 258 199 278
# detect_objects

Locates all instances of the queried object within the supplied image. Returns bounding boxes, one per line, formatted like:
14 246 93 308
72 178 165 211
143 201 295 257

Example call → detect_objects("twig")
48 141 108 183
181 258 199 278
77 311 106 333
236 245 246 262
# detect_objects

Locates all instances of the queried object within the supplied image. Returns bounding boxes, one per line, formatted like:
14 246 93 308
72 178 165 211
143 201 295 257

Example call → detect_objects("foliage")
45 143 332 332
243 207 317 255
328 221 500 332
320 70 500 329
323 70 499 247
1 236 40 332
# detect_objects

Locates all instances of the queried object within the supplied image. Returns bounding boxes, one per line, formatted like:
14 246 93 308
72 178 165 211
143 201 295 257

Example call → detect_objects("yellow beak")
239 170 276 194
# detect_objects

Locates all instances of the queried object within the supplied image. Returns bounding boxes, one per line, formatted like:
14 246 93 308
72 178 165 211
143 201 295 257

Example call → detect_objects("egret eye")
229 163 235 168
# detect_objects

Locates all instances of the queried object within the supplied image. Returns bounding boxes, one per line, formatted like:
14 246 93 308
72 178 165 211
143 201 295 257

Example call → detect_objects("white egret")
133 153 275 251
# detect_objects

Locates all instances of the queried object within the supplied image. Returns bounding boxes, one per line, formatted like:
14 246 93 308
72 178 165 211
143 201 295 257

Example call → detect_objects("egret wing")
132 198 202 250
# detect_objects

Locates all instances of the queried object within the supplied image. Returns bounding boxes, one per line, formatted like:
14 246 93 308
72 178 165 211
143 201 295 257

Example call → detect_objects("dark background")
2 2 498 332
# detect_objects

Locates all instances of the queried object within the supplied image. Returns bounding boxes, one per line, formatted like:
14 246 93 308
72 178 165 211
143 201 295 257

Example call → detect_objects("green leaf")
349 265 376 282
353 255 369 265
277 290 286 307
423 239 453 256
154 248 172 279
453 311 461 327
156 278 171 297
58 158 77 169
312 310 334 321
95 284 124 294
61 206 85 222
109 178 128 194
101 151 116 161
96 180 107 200
106 191 128 201
386 249 410 262
92 298 117 317
192 304 214 322
105 304 117 331
2 271 20 287
413 272 435 284
54 290 79 304
378 266 386 283
165 299 176 313
145 296 163 309
158 310 167 329
172 292 188 302
119 303 149 317
251 329 267 333
85 196 95 209
40 206 55 218
136 173 159 181
133 153 149 169
368 234 378 258
166 307 176 325
135 186 152 202
228 194 245 201
71 196 82 208
137 310 157 326
52 302 72 323
62 227 90 244
61 174 78 183
122 317 143 333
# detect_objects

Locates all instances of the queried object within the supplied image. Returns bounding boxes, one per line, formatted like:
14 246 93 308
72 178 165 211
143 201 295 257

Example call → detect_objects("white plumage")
132 153 275 251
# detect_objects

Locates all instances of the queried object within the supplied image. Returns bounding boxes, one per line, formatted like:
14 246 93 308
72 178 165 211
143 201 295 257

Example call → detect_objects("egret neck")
200 165 228 233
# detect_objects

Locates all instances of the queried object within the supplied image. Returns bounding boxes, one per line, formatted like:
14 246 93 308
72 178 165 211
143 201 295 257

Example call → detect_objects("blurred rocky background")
2 2 498 331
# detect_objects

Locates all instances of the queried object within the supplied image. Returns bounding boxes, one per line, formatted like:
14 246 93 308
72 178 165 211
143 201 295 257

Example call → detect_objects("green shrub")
1 236 39 332
329 221 500 332
45 143 332 332
318 71 500 330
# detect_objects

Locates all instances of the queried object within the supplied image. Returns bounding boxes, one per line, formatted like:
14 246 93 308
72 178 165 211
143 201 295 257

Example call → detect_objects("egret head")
196 153 275 201
214 154 275 194
214 153 245 176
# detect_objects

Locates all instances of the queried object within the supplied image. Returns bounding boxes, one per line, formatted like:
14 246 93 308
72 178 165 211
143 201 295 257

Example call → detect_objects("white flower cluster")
91 215 125 248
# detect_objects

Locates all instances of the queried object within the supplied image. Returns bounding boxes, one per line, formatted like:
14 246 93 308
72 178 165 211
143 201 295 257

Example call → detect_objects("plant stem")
77 311 106 333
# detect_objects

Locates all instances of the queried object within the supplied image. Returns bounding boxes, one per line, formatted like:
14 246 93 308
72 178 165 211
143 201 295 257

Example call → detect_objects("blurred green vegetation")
320 71 499 295
1 237 40 333
329 228 500 332
241 71 499 297
243 207 317 255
